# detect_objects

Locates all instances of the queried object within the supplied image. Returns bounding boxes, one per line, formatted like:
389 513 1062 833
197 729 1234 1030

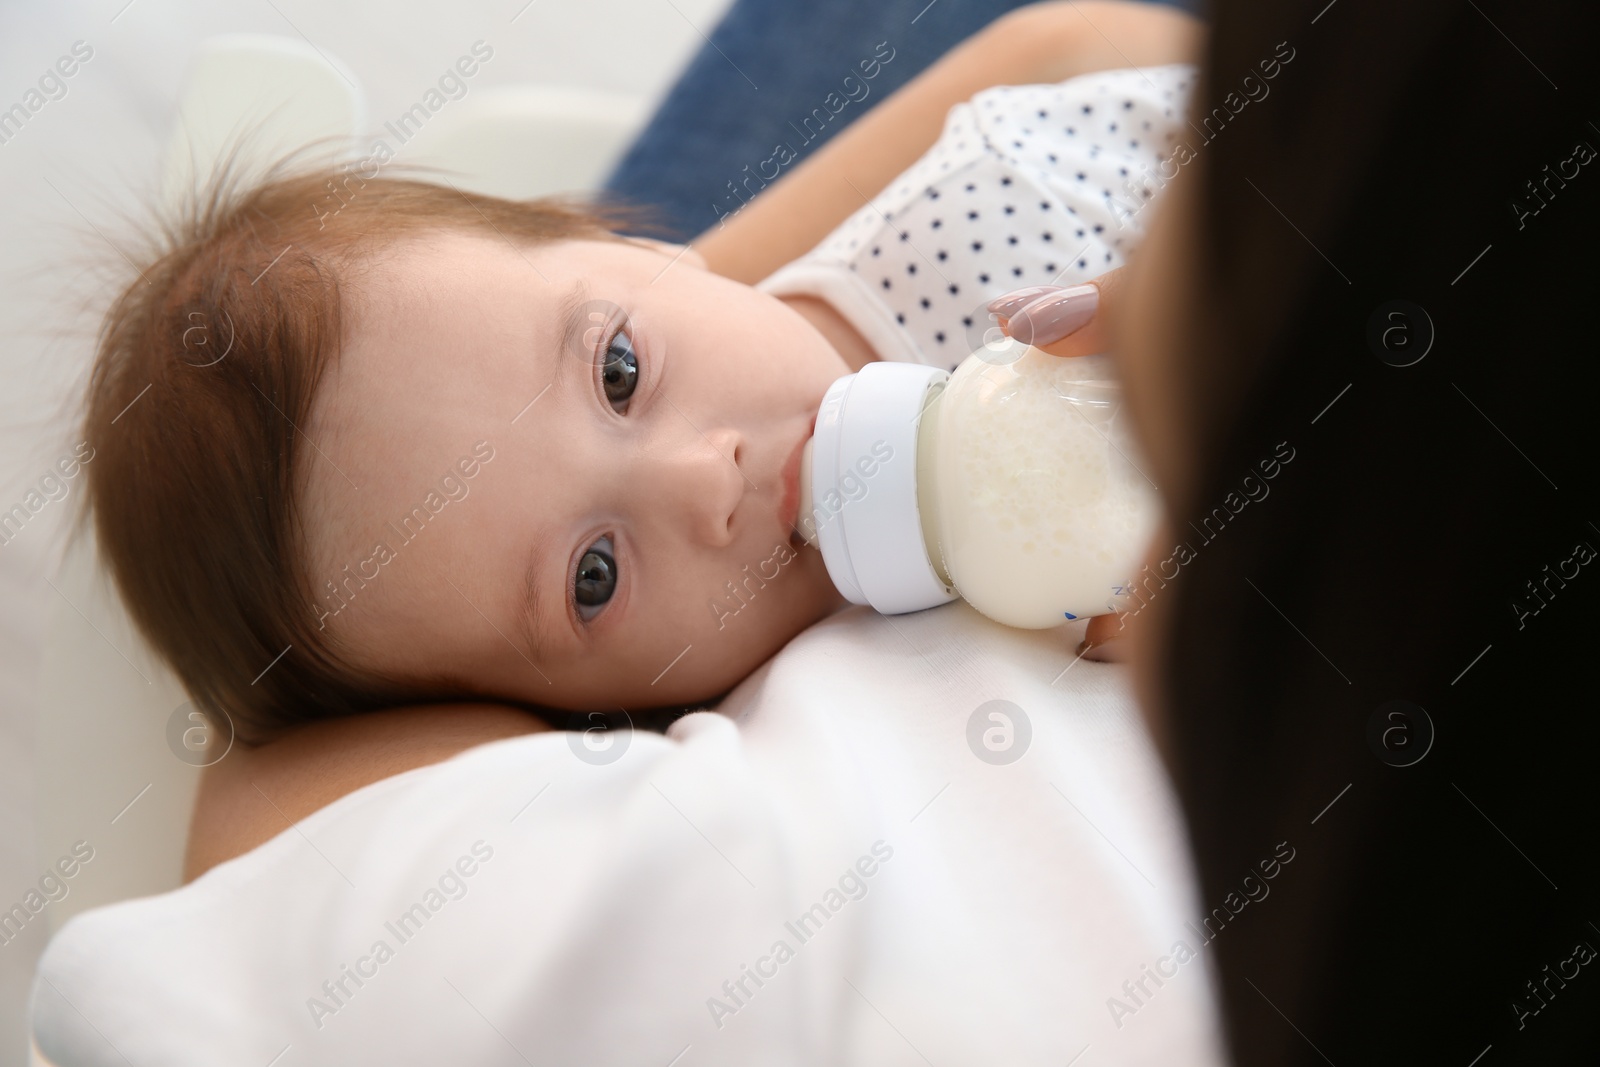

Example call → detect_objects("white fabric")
32 603 1226 1066
758 65 1195 370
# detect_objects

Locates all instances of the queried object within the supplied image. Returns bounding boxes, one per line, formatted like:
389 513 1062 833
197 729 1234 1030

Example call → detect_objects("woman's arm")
182 703 548 883
695 0 1205 284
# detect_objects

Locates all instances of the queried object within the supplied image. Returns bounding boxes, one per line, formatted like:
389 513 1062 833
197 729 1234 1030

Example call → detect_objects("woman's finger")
1078 611 1132 663
1009 284 1099 345
987 268 1126 358
985 285 1058 318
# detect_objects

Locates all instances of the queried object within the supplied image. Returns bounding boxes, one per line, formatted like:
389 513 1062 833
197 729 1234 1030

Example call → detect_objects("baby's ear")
622 236 707 270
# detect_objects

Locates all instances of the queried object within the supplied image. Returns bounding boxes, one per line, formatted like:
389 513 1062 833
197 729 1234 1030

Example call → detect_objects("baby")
82 38 1196 745
82 175 854 744
291 218 856 724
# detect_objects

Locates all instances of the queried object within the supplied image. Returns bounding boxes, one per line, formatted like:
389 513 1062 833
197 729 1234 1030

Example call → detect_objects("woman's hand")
990 268 1132 662
1078 613 1130 663
985 267 1124 358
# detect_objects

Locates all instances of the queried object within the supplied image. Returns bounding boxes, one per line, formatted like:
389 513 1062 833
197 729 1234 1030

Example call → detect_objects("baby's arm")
696 0 1204 285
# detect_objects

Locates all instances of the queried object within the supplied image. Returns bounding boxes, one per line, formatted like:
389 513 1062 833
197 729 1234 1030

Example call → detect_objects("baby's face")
302 231 852 717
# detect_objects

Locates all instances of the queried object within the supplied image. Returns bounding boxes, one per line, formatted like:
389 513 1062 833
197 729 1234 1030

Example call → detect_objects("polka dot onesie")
756 64 1196 372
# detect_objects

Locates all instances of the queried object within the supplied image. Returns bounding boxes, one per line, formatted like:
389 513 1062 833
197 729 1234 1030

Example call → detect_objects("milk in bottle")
797 340 1159 628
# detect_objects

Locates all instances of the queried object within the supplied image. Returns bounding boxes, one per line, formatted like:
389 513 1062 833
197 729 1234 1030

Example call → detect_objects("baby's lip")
780 413 817 545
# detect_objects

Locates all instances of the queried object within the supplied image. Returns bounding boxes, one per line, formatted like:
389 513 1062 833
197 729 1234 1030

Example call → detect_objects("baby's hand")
985 268 1124 360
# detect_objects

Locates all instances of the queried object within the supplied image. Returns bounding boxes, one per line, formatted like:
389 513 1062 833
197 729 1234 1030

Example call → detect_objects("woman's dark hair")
80 157 643 744
1157 0 1599 1062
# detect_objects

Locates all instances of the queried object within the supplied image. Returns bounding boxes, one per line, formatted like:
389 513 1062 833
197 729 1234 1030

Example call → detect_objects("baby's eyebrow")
554 280 593 366
515 530 553 669
510 281 590 664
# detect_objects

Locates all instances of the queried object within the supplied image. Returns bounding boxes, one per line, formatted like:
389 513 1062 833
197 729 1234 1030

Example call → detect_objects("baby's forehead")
296 240 502 557
296 233 602 574
331 233 558 385
326 229 659 398
351 230 628 298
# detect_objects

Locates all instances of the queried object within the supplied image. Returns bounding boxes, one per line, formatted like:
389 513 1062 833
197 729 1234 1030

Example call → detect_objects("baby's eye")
574 535 617 621
600 328 639 412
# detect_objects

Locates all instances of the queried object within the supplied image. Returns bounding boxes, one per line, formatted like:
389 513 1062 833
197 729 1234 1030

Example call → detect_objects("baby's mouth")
780 414 817 551
784 415 819 556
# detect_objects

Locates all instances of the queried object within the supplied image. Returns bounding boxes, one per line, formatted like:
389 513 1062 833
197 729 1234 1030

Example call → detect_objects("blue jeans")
603 0 1201 241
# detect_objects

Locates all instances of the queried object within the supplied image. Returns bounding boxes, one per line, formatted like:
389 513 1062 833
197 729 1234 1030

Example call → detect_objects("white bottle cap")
801 362 959 615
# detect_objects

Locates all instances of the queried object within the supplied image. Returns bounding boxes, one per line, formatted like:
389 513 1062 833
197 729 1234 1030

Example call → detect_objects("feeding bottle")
796 339 1160 629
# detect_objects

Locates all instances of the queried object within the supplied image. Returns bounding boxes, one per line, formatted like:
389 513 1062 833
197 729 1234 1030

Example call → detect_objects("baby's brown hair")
81 155 639 743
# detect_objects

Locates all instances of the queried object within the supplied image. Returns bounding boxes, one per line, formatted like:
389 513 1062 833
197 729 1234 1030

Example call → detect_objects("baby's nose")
653 425 745 548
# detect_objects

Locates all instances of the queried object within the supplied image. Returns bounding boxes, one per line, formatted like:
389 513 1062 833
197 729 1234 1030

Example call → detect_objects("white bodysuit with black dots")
757 64 1196 372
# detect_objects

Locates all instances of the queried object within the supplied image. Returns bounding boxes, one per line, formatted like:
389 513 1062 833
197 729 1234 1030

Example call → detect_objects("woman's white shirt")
33 600 1226 1067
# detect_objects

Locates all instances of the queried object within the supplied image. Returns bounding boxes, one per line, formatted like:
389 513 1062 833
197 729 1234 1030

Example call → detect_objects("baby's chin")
769 544 851 640
697 548 847 692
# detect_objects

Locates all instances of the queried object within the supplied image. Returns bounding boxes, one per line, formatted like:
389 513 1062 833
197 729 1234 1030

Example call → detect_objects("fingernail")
1010 284 1098 346
985 286 1060 317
